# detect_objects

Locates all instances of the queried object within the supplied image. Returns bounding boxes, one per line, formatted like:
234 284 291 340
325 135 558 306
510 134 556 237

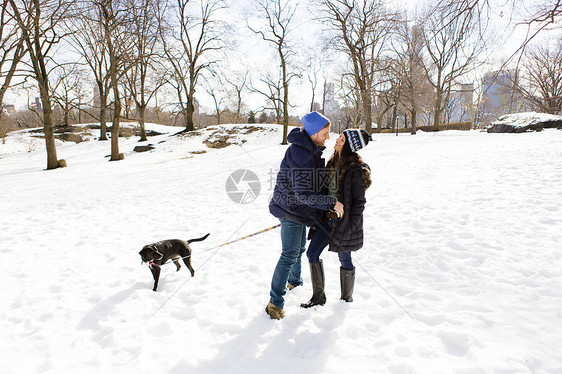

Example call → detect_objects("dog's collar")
148 262 161 269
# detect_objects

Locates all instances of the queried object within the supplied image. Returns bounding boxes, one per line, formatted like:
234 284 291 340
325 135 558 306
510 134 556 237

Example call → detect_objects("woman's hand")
334 201 344 218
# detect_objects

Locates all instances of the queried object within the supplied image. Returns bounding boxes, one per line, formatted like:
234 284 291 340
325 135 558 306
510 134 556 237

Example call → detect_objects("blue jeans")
307 220 354 270
269 219 307 308
338 252 354 270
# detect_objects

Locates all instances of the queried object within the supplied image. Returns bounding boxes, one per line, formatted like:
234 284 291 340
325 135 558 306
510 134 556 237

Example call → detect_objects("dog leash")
144 224 281 268
202 223 281 253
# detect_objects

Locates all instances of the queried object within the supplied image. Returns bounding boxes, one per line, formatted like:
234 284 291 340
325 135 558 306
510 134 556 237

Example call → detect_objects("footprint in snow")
437 330 470 357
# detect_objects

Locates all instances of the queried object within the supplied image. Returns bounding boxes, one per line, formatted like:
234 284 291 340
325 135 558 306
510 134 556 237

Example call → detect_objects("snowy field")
1 123 561 374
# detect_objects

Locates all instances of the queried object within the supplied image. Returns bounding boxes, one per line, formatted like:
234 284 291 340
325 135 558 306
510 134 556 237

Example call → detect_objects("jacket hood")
287 127 325 154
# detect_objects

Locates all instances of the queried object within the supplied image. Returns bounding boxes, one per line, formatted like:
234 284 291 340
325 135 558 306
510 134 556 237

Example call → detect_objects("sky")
3 0 559 118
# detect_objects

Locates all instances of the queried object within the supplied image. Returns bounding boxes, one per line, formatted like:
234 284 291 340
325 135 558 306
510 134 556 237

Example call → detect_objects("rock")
133 145 155 153
487 112 562 133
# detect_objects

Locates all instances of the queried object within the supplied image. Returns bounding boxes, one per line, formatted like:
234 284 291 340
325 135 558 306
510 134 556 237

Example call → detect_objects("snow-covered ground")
1 123 561 374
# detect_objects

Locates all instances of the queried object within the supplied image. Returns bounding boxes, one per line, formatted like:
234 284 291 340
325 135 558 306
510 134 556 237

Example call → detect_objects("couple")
266 111 372 320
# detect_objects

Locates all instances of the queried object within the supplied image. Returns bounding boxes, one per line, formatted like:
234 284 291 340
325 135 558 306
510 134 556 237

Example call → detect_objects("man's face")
311 125 330 147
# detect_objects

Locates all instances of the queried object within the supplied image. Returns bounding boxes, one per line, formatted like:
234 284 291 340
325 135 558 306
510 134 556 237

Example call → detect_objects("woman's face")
334 133 345 153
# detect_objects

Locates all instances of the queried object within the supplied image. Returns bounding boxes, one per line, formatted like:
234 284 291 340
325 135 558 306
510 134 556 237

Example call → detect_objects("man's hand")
334 201 344 218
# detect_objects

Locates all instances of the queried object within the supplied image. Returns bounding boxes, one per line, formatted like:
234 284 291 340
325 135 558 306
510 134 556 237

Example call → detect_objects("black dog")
139 234 210 291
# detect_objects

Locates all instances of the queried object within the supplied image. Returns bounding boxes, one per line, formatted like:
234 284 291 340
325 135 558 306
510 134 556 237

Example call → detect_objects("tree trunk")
282 108 288 144
235 91 242 124
281 53 289 145
433 90 442 131
110 97 121 161
363 92 372 133
110 72 121 160
0 112 5 143
185 67 196 131
139 105 147 142
99 93 108 141
64 103 69 127
391 104 397 132
39 85 59 170
185 98 195 131
411 108 417 135
0 42 24 114
376 104 391 133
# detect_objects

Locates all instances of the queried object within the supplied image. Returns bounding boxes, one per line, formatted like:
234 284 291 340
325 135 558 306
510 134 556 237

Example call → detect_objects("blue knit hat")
302 111 330 136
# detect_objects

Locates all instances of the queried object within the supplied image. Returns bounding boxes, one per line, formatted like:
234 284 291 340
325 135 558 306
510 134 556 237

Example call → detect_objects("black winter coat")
269 128 337 227
327 153 371 252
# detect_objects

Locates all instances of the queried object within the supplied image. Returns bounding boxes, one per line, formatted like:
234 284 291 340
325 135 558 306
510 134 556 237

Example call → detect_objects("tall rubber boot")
340 267 355 302
301 260 326 308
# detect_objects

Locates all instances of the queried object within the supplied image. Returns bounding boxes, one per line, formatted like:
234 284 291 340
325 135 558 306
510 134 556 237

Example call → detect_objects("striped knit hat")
343 129 371 152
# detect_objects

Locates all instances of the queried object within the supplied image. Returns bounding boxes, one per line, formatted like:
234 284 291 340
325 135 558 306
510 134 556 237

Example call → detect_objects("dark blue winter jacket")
269 127 337 227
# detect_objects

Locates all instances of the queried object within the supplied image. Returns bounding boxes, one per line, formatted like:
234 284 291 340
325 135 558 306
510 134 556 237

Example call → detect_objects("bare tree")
68 1 112 140
1 0 27 126
307 57 322 112
250 71 283 124
373 88 394 130
164 0 226 132
50 64 88 127
435 0 561 71
248 0 298 144
421 1 487 129
203 70 227 125
125 0 168 141
393 19 430 134
223 68 249 124
338 72 363 129
318 0 395 133
8 0 75 170
96 0 135 161
517 41 562 114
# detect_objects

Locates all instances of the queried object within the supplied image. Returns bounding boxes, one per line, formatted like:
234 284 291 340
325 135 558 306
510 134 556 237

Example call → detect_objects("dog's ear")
147 245 163 260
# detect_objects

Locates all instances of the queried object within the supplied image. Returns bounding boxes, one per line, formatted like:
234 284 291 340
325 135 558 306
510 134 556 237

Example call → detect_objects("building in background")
448 83 475 123
480 70 527 125
2 104 16 115
30 97 42 111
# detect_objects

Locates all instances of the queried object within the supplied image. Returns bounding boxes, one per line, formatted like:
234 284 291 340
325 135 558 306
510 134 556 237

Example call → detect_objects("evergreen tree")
248 111 256 123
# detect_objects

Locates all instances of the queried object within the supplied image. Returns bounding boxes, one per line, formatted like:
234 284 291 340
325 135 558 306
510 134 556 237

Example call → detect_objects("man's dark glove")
324 209 338 220
307 228 317 240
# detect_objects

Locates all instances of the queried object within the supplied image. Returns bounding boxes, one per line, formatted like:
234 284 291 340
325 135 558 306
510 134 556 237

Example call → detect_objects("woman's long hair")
326 133 372 196
327 136 353 171
326 137 354 197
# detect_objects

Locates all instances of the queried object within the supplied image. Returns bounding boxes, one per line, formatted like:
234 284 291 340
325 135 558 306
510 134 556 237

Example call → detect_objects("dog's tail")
187 233 210 244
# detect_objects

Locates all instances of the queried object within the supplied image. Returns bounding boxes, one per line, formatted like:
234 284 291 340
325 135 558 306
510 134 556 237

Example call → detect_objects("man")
266 111 344 320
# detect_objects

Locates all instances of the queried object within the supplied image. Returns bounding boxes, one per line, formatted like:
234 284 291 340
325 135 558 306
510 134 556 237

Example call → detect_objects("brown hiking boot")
287 283 298 290
265 301 285 320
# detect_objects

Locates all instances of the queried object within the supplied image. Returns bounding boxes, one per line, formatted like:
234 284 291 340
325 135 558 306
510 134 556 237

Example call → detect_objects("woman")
301 129 372 308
